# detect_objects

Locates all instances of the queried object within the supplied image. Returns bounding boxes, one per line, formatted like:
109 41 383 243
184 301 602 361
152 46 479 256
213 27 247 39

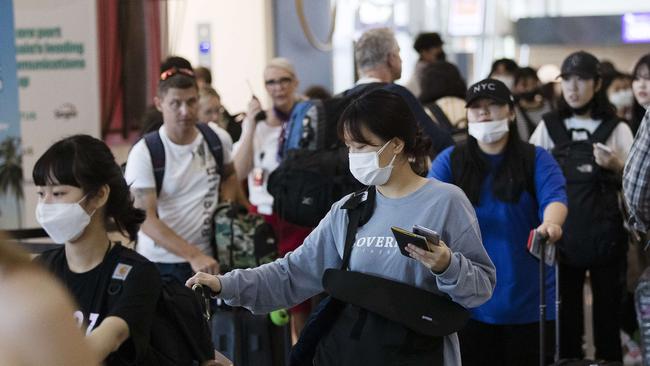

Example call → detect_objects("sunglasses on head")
160 67 195 81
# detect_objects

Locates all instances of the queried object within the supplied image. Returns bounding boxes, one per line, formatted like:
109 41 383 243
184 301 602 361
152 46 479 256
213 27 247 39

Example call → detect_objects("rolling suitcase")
537 235 623 366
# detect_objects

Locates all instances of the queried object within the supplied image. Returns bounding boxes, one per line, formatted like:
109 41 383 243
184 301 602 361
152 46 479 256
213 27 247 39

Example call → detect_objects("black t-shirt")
37 244 162 365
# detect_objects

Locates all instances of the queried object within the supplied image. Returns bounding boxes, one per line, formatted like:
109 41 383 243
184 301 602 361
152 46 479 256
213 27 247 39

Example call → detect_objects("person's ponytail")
408 127 433 177
105 173 145 242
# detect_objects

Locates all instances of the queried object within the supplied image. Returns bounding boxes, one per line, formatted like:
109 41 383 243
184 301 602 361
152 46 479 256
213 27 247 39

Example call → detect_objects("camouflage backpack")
212 203 278 273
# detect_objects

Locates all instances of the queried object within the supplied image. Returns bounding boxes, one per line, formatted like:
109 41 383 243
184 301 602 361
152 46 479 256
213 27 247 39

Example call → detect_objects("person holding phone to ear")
429 78 568 365
232 58 314 342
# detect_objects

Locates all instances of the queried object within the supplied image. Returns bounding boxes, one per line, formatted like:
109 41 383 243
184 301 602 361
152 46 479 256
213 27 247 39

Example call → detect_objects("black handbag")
289 187 470 365
322 269 470 337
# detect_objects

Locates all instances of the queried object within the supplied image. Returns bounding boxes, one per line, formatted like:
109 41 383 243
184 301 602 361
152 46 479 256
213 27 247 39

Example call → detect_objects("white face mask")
348 140 397 186
35 196 94 244
468 119 510 144
609 89 634 109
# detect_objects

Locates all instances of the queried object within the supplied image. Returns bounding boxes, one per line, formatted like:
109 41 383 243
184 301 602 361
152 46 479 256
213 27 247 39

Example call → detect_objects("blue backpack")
267 92 365 228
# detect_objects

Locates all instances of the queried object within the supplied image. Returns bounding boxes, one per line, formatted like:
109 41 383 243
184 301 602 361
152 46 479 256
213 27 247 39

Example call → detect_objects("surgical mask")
35 196 94 244
609 89 634 109
468 119 510 144
492 75 514 90
348 140 397 186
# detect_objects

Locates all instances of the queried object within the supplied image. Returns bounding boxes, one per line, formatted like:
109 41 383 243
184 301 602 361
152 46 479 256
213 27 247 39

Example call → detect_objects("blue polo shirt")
429 145 567 324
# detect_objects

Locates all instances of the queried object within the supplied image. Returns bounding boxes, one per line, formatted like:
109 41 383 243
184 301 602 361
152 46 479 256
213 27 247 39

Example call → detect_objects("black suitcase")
538 238 623 366
211 304 290 366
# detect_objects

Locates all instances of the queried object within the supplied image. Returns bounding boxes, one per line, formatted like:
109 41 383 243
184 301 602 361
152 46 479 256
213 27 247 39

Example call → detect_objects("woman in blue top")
429 78 568 365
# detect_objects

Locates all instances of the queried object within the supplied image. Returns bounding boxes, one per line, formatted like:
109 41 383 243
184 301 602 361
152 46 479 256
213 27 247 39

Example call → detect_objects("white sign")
14 0 100 227
448 0 485 37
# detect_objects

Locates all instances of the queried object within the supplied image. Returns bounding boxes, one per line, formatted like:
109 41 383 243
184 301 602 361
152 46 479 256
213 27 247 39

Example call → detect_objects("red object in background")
97 0 162 140
97 0 123 137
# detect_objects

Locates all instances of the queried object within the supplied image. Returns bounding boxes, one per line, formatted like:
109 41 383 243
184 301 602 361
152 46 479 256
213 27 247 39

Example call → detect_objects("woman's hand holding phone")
243 97 262 130
392 226 450 274
593 143 624 173
405 239 452 274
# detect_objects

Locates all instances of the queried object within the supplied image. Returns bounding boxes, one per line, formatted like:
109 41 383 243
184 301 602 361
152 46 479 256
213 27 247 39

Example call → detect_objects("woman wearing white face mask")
429 78 568 365
187 88 496 366
605 71 634 125
33 135 162 365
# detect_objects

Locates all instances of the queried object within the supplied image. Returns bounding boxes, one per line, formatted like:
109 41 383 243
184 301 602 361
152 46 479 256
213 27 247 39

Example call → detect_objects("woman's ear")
594 78 603 93
87 184 110 213
392 138 405 155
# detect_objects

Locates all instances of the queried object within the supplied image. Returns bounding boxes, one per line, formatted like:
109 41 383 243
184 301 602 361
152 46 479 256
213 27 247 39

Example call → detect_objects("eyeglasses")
264 77 293 87
160 67 195 81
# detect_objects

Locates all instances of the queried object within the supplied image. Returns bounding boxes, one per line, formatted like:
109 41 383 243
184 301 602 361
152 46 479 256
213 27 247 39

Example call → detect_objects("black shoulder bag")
289 187 470 366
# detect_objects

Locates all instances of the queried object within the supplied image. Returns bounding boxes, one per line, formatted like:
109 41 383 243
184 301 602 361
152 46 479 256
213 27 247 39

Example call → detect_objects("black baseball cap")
413 32 444 52
559 51 600 79
465 78 515 107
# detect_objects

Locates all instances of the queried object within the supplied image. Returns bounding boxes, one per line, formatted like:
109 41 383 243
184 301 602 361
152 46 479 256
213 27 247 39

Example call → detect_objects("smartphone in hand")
391 226 430 257
412 225 440 246
594 142 613 154
527 229 555 266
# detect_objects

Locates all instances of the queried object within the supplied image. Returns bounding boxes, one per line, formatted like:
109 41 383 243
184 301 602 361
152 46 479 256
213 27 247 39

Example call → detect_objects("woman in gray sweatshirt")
187 88 496 365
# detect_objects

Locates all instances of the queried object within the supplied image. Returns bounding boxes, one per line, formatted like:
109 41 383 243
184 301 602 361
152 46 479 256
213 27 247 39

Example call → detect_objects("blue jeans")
155 262 194 285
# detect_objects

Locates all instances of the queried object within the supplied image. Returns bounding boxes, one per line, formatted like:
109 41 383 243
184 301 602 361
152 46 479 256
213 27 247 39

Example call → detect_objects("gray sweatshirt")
219 179 496 365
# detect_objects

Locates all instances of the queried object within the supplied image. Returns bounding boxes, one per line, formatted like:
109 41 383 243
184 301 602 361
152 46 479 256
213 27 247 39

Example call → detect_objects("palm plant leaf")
0 137 24 200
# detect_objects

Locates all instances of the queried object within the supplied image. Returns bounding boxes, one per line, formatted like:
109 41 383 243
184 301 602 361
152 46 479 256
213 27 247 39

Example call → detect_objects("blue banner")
0 0 23 229
0 0 20 140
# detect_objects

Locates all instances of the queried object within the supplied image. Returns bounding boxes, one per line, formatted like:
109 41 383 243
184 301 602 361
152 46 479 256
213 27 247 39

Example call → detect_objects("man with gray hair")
355 27 403 83
351 27 453 155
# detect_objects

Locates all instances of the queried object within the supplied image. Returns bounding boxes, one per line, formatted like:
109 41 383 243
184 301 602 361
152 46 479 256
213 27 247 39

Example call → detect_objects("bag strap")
143 131 165 197
590 118 619 144
144 125 224 198
196 123 225 178
517 105 537 136
542 111 571 146
523 143 537 201
426 102 454 132
340 187 376 270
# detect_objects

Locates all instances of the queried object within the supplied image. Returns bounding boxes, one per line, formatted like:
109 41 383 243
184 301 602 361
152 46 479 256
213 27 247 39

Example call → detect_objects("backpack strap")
195 123 224 178
542 111 572 146
144 125 225 197
426 102 454 132
340 187 376 270
590 118 620 144
523 143 537 201
517 105 537 136
143 131 166 197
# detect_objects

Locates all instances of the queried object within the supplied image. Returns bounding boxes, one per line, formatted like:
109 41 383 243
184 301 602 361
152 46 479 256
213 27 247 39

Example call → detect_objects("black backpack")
449 141 538 204
38 246 214 365
266 88 368 228
107 272 214 365
543 111 626 267
143 123 224 196
425 101 468 144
